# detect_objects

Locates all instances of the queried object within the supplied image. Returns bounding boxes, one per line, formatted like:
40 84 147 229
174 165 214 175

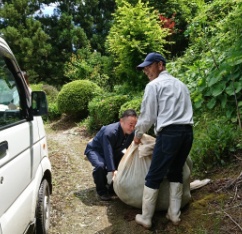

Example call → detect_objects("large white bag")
113 134 192 211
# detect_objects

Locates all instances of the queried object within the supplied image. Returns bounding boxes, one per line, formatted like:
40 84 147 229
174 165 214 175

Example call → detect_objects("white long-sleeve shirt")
135 70 194 138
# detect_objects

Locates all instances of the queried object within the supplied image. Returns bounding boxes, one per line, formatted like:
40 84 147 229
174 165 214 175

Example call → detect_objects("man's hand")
134 136 141 144
112 170 118 180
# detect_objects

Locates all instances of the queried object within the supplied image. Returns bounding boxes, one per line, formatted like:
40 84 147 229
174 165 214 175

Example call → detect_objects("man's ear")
158 61 164 71
119 118 124 125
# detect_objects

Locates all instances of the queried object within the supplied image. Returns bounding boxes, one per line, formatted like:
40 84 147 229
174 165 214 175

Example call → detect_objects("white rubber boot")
166 182 183 225
135 185 159 229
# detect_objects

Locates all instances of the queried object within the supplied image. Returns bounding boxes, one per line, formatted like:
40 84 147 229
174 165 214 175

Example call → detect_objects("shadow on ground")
73 176 242 234
73 186 194 234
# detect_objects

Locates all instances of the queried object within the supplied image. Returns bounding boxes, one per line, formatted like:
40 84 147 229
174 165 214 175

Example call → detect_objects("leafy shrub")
169 0 242 123
190 115 242 171
42 84 59 103
113 83 136 95
119 98 142 117
87 94 129 130
30 83 45 92
57 80 102 118
106 0 170 91
64 50 115 91
47 102 61 121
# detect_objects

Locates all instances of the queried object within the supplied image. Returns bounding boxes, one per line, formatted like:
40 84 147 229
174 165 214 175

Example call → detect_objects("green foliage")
42 84 59 103
64 49 114 91
30 83 43 92
113 83 133 95
74 0 116 54
106 0 170 91
149 0 205 56
113 83 144 97
190 113 242 171
0 0 204 88
119 97 142 117
47 102 61 121
0 1 52 84
169 0 242 126
87 94 129 130
37 13 89 86
57 80 102 118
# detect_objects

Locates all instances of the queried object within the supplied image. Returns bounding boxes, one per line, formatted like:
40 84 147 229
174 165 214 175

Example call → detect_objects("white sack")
113 134 192 211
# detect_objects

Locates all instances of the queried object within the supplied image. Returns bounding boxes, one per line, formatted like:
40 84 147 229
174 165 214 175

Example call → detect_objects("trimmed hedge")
57 80 102 117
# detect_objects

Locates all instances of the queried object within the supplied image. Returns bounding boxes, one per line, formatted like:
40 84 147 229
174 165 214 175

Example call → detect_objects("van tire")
36 179 51 234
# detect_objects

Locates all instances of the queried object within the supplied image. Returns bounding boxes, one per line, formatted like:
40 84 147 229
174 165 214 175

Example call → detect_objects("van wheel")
36 179 51 234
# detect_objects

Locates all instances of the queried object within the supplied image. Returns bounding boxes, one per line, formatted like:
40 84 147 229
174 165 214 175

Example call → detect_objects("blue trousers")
86 151 122 196
86 151 108 196
145 125 193 189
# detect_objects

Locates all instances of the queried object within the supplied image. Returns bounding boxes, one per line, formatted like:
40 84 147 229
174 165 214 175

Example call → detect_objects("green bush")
190 115 242 171
47 102 61 121
42 84 59 103
113 83 135 95
57 80 102 117
30 83 43 91
119 98 142 117
87 94 129 130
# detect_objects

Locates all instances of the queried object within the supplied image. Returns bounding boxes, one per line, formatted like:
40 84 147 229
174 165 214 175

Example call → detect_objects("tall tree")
106 0 170 90
0 0 52 83
35 0 89 85
74 0 116 54
126 0 204 56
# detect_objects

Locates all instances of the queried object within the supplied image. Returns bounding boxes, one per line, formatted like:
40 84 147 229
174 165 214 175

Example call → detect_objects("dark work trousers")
86 151 123 196
145 125 193 189
86 151 108 196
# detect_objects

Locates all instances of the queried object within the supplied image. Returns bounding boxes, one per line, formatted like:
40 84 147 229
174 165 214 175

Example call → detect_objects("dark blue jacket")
84 122 134 171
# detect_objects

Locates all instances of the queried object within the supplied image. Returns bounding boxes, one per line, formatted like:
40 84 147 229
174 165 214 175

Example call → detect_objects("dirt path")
47 126 112 234
46 124 242 234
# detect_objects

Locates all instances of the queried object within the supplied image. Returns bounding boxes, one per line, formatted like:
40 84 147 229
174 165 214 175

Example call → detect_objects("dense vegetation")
1 0 241 172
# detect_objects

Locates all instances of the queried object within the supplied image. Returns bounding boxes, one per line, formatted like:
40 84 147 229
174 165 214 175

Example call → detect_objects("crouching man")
84 109 137 201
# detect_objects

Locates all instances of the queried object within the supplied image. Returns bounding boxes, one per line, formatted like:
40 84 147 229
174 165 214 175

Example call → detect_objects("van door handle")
0 141 8 159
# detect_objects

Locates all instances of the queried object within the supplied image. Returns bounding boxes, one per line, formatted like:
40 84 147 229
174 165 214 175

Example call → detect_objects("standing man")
134 52 193 228
84 109 137 201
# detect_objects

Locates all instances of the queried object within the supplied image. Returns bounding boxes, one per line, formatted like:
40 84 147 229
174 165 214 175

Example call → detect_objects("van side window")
0 57 24 127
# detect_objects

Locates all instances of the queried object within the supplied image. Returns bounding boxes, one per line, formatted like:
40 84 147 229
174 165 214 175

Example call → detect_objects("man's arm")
102 132 116 172
135 84 157 142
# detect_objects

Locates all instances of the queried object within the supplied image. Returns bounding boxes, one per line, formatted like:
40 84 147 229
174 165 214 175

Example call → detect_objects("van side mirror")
31 91 48 116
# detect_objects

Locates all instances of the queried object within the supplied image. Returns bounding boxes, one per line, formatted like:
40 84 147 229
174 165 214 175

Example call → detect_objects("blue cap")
137 52 166 70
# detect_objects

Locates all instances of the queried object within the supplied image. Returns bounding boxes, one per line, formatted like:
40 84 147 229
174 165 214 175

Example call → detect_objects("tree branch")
224 211 242 232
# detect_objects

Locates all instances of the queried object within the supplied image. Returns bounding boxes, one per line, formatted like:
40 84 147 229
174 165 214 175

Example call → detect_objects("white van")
0 38 52 234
